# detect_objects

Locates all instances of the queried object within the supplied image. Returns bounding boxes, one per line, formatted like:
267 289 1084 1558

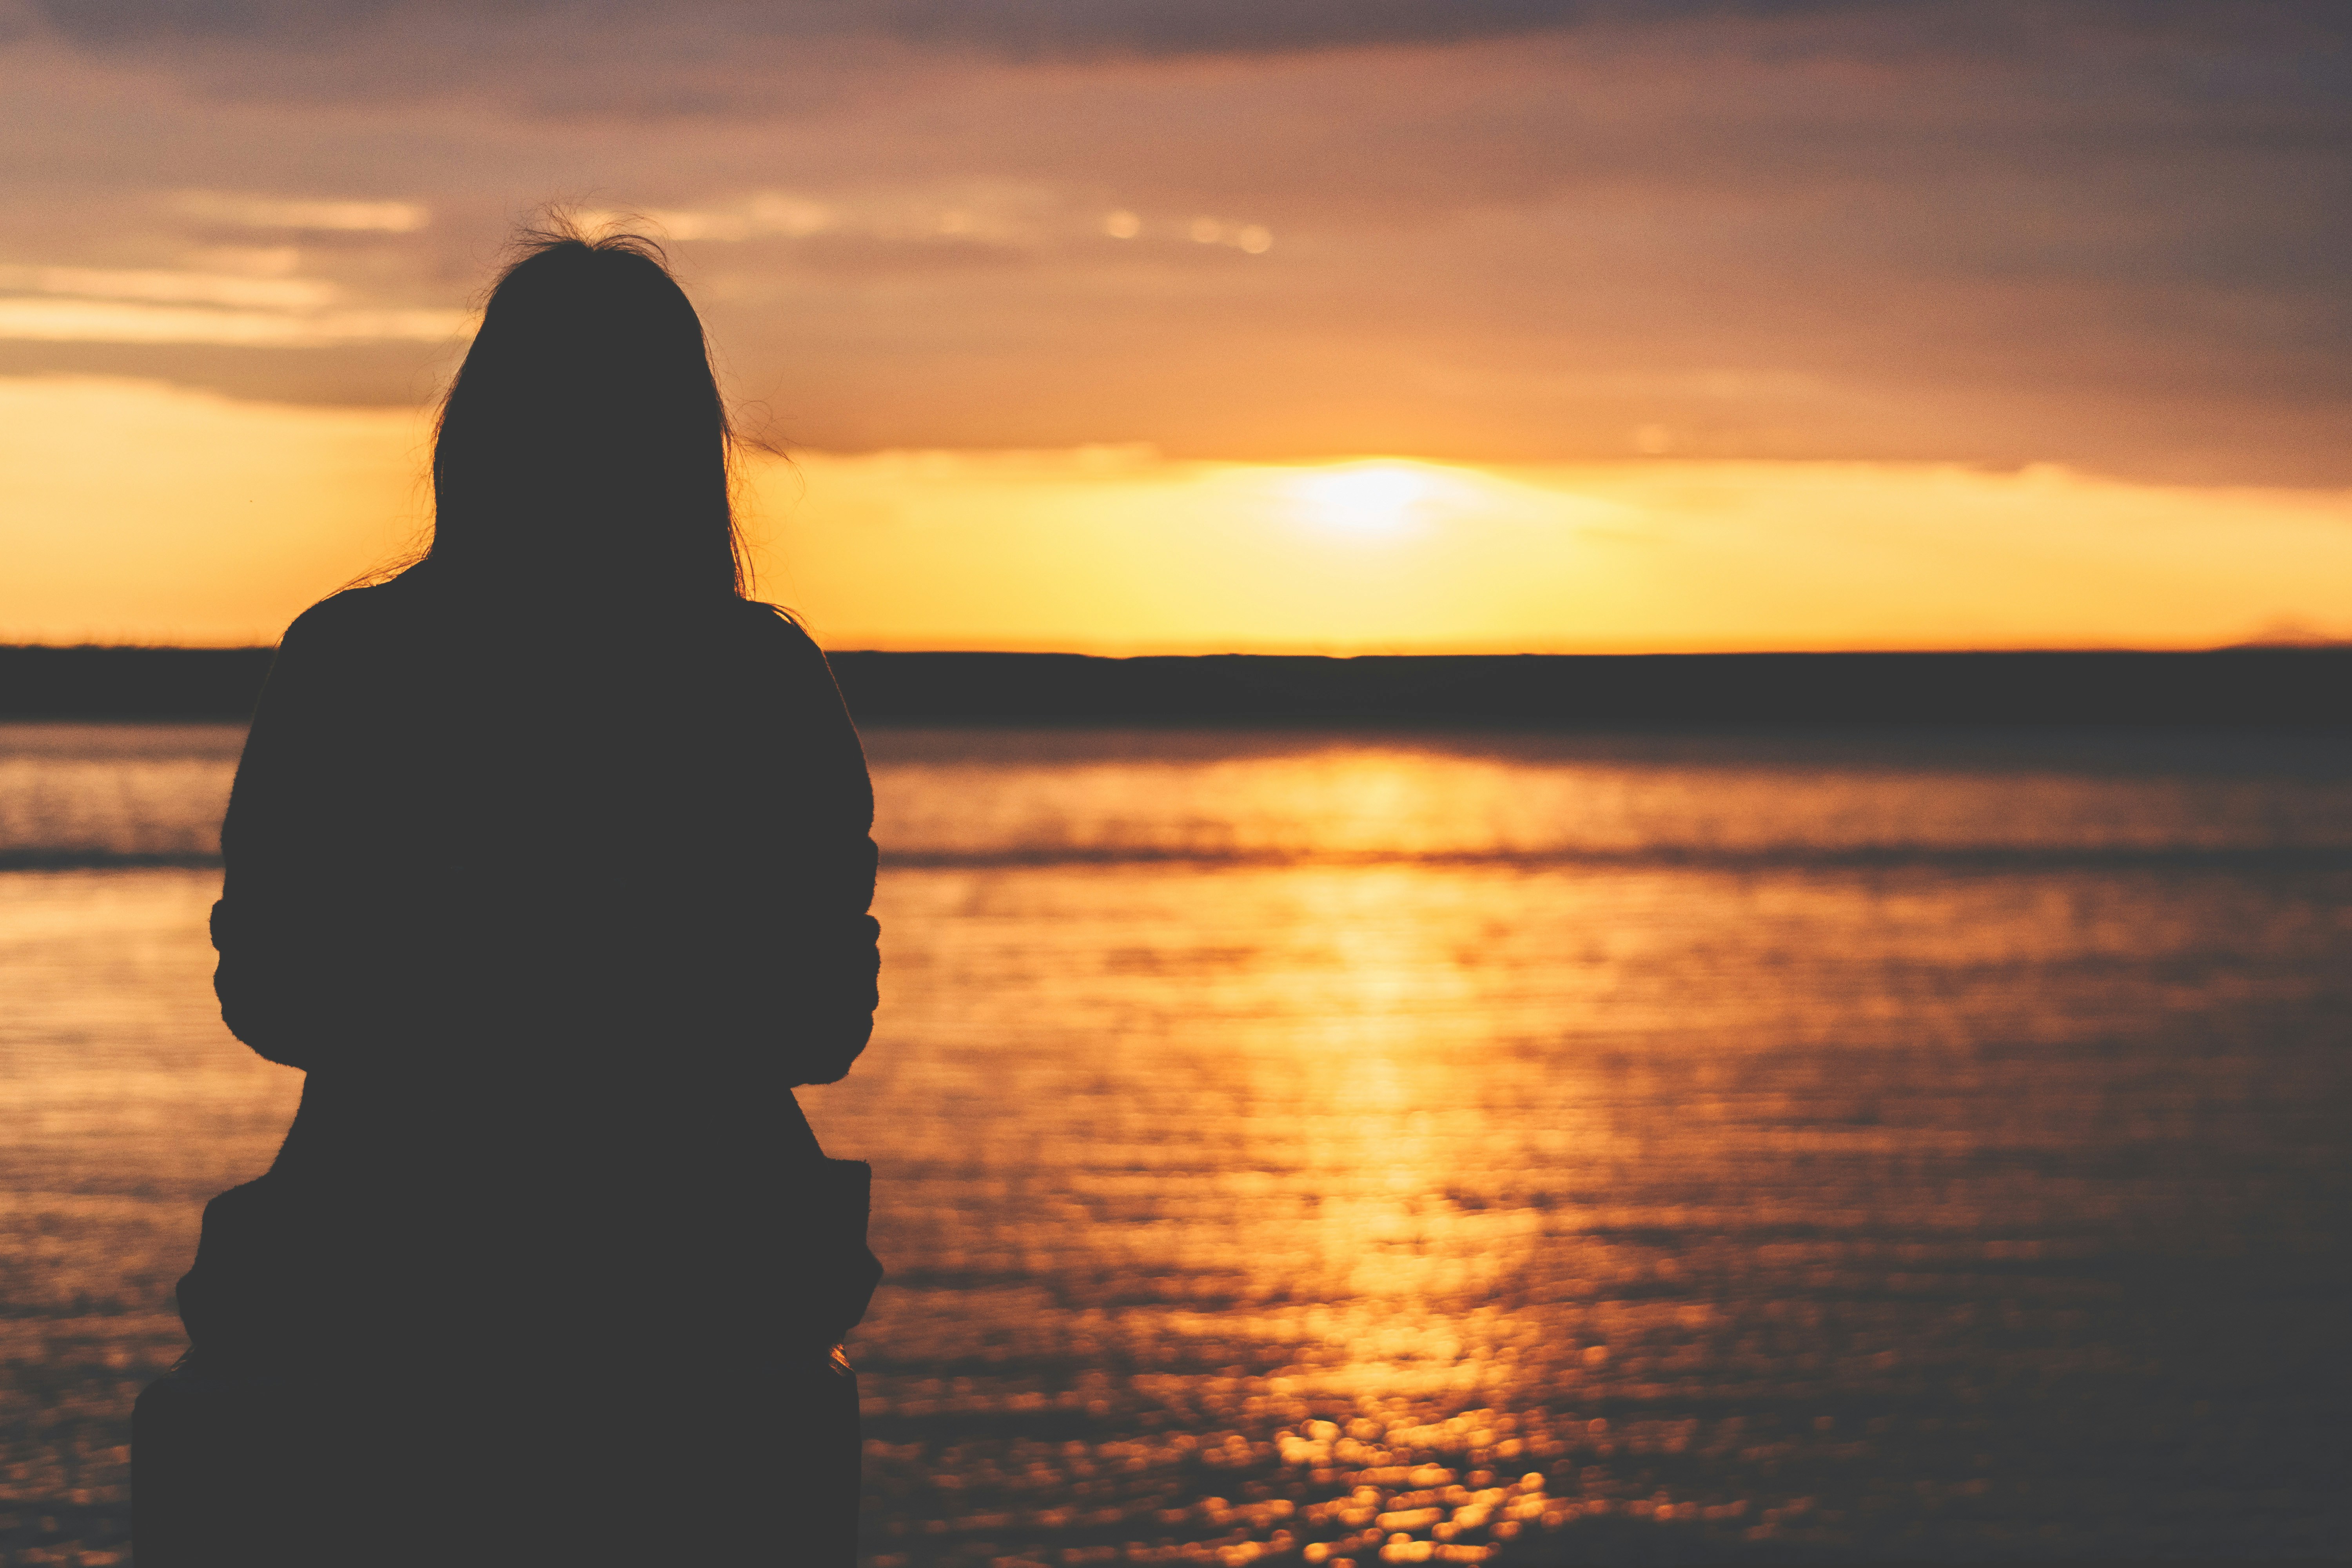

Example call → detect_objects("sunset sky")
2 1 2347 650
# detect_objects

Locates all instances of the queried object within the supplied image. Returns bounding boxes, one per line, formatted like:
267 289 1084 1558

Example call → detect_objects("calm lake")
3 722 2348 1566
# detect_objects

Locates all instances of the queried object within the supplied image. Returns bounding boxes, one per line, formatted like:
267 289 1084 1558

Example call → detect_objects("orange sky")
4 376 2347 652
1 5 2346 650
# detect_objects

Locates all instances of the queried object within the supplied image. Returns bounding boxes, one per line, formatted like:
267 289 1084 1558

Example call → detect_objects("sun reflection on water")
815 731 2352 1565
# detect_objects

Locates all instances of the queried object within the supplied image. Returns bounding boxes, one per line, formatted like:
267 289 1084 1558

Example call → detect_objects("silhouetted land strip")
3 645 2346 727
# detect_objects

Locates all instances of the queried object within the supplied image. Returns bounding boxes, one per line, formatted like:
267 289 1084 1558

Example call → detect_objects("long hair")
418 223 749 601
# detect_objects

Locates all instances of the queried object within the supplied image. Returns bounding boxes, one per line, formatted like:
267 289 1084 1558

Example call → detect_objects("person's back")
214 575 877 1093
135 228 882 1567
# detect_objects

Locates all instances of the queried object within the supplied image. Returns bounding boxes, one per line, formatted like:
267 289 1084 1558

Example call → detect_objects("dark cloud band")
31 0 2294 58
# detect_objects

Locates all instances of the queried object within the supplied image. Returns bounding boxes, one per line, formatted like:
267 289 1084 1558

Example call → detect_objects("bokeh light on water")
2 724 2349 1564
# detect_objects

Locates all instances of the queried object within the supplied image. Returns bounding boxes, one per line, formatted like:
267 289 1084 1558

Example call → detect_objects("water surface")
2 723 2347 1565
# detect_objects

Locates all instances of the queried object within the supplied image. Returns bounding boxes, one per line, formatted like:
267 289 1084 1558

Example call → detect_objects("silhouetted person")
132 229 883 1566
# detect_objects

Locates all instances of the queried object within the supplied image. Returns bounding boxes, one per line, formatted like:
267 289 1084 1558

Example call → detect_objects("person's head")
422 223 748 601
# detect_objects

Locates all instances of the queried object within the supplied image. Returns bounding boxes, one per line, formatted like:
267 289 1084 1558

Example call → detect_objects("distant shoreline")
1 645 2345 728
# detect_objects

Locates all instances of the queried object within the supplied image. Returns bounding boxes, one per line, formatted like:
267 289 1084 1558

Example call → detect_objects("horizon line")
6 640 2351 658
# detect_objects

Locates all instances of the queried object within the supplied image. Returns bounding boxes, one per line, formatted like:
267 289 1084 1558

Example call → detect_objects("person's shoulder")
731 599 826 659
279 581 414 655
729 601 858 710
732 597 810 635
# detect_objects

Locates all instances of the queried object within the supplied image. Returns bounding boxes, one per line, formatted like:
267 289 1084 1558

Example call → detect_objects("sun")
1290 463 1435 537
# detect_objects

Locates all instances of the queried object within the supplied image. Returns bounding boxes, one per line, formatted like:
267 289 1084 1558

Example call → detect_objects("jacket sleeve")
759 609 882 1087
209 600 376 1070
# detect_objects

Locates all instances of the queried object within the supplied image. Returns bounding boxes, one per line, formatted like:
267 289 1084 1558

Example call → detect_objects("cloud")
169 190 429 232
0 263 342 310
24 0 2343 78
19 0 1856 56
0 297 471 346
0 248 468 347
0 1 2343 481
